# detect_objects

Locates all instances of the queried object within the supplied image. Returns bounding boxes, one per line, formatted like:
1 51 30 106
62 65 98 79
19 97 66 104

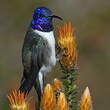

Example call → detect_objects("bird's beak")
49 15 63 20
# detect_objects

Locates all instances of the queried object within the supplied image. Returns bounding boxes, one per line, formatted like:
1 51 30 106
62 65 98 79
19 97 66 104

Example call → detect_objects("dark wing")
19 27 47 94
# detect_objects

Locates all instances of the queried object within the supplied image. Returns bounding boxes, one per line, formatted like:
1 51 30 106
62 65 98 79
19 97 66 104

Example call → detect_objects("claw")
62 53 68 57
56 53 68 61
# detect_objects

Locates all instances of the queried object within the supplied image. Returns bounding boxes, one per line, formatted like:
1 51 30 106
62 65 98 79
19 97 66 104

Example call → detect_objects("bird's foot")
56 53 68 61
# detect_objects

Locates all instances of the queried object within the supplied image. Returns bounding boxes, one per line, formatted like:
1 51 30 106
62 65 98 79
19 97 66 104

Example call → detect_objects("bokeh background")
0 0 110 110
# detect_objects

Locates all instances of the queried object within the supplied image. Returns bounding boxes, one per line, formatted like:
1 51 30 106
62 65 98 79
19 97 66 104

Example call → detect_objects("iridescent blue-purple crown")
31 7 54 32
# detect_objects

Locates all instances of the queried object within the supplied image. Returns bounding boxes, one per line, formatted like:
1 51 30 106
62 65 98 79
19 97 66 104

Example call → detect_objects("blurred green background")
0 0 110 110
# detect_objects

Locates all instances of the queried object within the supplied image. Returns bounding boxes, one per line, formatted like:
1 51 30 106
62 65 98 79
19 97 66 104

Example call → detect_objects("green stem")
61 65 78 110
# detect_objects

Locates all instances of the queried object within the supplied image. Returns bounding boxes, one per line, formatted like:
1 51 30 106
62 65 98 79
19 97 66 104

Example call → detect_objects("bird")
19 7 63 103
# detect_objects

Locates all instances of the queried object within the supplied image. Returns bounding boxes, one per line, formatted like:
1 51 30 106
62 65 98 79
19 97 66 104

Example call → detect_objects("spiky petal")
58 23 77 69
7 90 29 110
41 84 56 110
52 78 64 92
57 92 69 110
79 87 92 110
52 78 64 100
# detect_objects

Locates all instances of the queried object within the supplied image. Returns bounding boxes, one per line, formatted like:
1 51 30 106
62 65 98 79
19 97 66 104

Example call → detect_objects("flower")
57 92 69 110
41 84 56 110
52 78 64 92
7 90 29 110
79 87 92 110
57 22 77 69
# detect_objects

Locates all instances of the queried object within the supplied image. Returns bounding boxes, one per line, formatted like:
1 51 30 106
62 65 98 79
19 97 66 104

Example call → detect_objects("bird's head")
31 7 63 32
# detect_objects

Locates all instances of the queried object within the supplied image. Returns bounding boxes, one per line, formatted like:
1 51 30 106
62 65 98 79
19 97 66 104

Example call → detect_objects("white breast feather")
34 30 56 93
34 30 56 66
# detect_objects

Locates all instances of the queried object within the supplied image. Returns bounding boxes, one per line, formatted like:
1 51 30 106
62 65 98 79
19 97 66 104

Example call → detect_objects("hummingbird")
19 7 63 102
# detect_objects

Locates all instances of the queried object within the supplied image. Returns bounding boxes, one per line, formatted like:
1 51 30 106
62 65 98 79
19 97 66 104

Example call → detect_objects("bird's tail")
34 77 42 102
19 46 43 102
19 75 36 95
19 64 40 95
19 71 43 103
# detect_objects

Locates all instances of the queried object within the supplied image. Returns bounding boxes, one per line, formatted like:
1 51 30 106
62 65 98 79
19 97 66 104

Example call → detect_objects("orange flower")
57 92 69 110
58 23 77 69
79 87 92 110
7 90 29 110
41 84 56 110
52 78 64 92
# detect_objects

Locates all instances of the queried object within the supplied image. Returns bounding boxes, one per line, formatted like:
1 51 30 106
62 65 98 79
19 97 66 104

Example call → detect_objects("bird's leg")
56 53 68 61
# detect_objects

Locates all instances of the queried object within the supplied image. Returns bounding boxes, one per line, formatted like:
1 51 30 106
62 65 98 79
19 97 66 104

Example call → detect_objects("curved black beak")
49 15 63 20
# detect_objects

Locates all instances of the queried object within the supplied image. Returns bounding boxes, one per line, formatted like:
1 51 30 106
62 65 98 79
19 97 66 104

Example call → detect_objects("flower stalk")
57 22 78 110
